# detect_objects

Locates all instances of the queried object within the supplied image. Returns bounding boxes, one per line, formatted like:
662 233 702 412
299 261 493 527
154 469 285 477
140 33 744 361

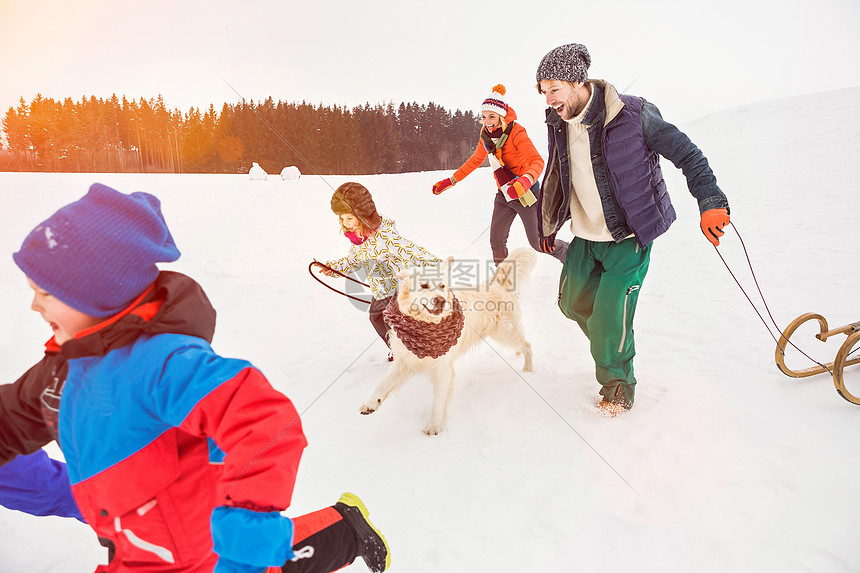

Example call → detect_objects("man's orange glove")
700 208 730 246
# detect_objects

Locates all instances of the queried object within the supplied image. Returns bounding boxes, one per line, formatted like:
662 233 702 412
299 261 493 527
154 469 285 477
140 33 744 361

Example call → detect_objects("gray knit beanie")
535 43 591 84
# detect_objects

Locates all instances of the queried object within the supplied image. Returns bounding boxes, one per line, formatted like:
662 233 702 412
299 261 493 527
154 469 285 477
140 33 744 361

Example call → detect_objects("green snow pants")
558 237 651 407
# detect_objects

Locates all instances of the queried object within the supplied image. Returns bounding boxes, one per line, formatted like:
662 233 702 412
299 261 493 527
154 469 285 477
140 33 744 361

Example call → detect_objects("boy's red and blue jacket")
0 271 307 572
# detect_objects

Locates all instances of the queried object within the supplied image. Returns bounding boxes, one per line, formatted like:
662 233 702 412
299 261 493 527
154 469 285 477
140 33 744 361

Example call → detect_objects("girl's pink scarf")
345 231 366 245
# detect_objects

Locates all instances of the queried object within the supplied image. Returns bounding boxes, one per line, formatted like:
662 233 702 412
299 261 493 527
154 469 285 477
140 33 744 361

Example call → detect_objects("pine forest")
0 94 482 175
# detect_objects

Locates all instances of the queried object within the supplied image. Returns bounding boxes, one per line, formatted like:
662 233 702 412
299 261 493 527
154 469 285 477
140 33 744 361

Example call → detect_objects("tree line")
0 94 483 175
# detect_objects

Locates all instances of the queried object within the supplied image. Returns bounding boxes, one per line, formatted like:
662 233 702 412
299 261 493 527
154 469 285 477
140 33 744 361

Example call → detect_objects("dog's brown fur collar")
384 294 465 359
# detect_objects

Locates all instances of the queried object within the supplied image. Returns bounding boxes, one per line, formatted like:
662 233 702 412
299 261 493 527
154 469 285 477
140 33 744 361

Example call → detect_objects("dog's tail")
490 247 537 294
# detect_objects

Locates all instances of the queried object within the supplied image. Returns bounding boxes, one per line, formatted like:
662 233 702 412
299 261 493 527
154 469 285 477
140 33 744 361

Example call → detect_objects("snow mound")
280 166 301 181
249 162 268 181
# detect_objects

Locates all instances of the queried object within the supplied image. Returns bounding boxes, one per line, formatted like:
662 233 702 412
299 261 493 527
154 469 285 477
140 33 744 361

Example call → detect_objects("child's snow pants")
278 505 360 572
369 295 393 347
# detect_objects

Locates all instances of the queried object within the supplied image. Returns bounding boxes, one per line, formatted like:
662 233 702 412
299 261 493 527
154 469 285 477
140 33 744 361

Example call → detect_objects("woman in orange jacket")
432 84 568 265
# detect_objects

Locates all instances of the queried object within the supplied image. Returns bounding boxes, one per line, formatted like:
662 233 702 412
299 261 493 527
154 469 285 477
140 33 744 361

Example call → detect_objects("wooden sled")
775 313 860 404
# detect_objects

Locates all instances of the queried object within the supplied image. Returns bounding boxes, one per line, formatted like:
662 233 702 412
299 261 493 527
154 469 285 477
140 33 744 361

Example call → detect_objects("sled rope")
308 261 372 305
714 222 833 374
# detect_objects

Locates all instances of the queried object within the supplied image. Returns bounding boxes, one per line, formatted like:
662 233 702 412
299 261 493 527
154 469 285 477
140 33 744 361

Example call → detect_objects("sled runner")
775 313 860 404
308 261 372 305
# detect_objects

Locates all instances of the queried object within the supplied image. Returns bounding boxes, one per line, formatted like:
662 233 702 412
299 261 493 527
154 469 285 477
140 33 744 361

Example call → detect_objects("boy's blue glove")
211 506 294 572
213 556 267 573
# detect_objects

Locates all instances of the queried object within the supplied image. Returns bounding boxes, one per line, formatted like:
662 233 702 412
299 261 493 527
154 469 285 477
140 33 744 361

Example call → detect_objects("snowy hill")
1 87 858 572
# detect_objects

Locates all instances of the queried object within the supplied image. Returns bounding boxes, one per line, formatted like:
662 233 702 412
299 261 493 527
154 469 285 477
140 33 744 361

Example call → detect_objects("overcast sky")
2 0 859 145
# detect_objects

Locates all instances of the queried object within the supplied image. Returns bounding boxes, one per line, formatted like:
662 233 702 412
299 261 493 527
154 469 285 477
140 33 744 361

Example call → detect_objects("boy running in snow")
0 183 390 573
320 182 441 354
432 84 569 265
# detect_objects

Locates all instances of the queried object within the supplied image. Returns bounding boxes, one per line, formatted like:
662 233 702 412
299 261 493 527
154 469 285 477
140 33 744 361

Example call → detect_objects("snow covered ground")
1 87 858 572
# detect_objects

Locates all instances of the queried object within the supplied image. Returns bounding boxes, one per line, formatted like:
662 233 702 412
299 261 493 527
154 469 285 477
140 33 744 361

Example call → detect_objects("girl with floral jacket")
322 182 441 354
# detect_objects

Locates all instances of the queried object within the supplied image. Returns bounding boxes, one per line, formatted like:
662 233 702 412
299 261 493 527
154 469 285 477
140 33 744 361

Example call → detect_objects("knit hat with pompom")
480 84 507 117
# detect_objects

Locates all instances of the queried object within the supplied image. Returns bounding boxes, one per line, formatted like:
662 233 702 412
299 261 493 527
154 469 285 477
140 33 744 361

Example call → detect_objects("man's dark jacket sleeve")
641 101 729 213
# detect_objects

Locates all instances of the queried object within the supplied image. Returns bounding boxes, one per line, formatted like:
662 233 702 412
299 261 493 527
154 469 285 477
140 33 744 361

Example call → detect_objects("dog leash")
308 261 372 305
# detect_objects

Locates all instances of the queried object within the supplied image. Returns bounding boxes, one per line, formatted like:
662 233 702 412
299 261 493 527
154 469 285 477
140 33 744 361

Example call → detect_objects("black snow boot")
333 493 391 572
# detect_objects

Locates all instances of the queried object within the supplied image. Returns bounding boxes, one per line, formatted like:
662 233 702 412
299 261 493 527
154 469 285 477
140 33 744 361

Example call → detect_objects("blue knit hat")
13 183 180 318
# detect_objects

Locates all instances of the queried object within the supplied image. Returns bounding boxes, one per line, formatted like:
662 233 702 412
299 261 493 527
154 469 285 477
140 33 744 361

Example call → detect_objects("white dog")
360 247 537 435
